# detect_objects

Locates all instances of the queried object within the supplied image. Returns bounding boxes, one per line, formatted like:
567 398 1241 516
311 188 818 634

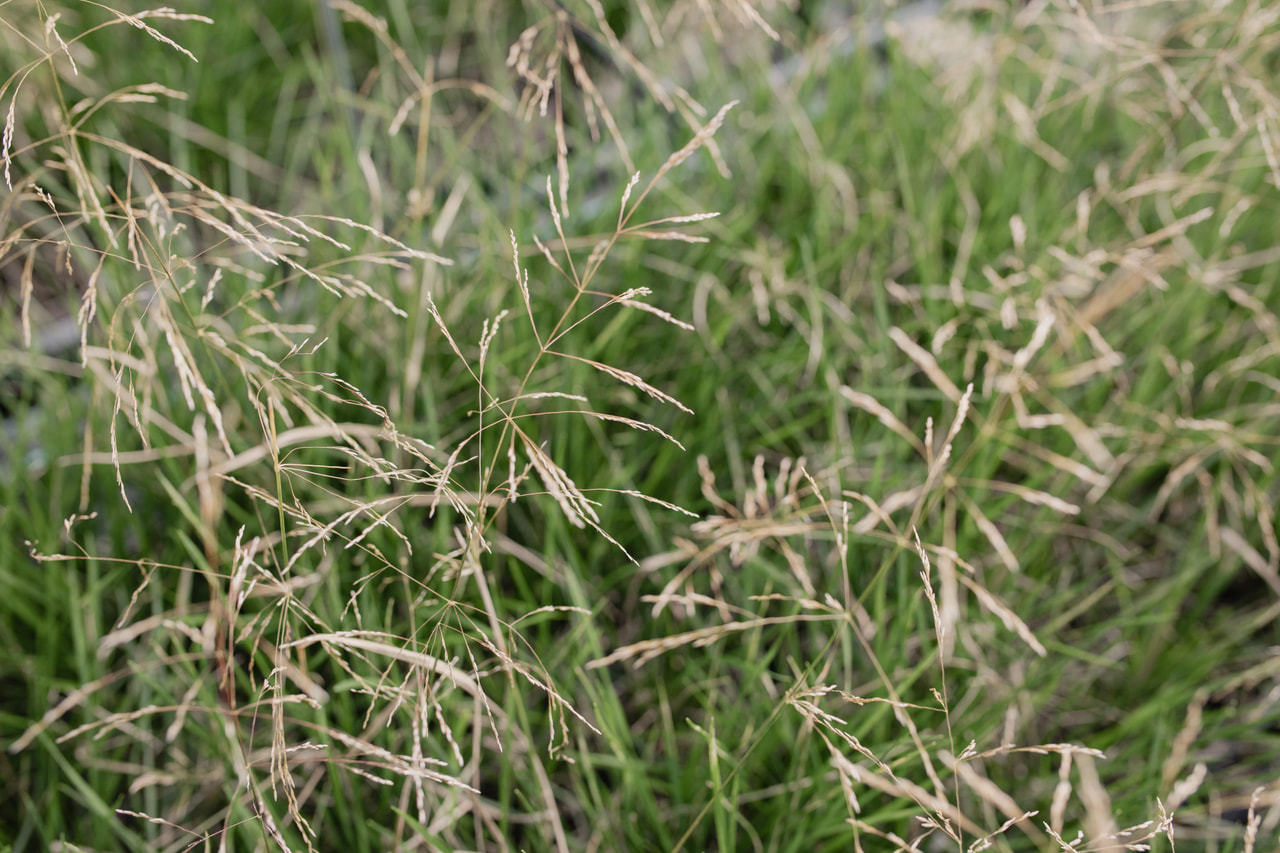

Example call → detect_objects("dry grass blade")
941 751 1046 847
849 486 921 537
1221 527 1280 597
888 326 963 403
974 479 1080 516
562 21 634 173
957 490 1019 572
1073 751 1118 847
957 571 1046 657
17 246 34 347
839 387 927 457
587 614 837 669
583 0 676 111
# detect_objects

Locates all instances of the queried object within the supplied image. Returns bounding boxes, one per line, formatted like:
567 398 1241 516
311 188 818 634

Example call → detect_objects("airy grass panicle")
3 1 1279 851
3 1 743 849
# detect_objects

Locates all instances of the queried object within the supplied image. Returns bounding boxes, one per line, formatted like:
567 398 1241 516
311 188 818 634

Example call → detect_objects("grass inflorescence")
2 1 1278 852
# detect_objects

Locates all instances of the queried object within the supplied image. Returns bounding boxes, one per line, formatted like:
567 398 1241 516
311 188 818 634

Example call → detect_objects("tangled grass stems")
4 2 744 849
4 0 1280 851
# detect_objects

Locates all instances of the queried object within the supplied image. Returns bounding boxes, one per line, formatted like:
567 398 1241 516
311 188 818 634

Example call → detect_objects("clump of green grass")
1 3 747 850
3 1 1279 852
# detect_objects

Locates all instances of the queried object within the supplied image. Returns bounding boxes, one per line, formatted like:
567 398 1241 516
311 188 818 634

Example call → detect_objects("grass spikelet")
551 351 694 413
520 432 600 529
111 7 212 62
43 12 79 75
617 296 695 331
654 100 739 184
2 98 14 190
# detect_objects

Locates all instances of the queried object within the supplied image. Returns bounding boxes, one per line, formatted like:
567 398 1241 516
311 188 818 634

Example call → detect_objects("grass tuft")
3 1 1279 852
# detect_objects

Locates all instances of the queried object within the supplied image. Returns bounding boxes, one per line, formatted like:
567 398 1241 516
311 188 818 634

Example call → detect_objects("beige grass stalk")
461 102 737 568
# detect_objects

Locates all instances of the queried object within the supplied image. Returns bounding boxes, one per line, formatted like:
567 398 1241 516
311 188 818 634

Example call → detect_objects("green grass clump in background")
2 1 1279 851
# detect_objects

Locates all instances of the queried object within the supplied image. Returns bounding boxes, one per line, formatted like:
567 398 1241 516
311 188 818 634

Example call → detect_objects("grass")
2 0 1279 851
